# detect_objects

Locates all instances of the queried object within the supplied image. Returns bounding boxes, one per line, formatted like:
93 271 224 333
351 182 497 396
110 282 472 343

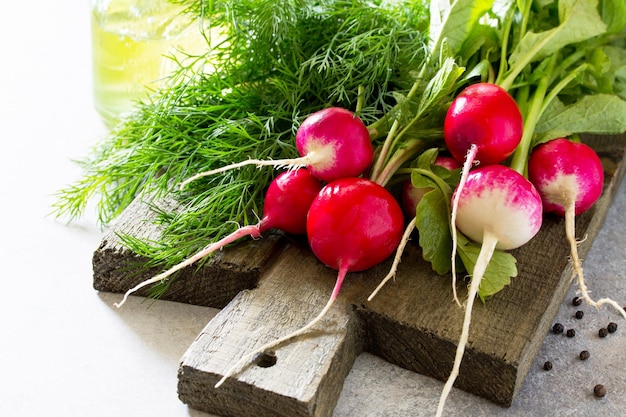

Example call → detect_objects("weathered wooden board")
93 134 626 416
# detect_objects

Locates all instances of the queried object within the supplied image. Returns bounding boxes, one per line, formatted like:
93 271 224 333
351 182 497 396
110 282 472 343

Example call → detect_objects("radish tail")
179 150 328 190
564 201 626 320
114 224 262 308
215 266 348 389
436 230 498 417
450 144 478 307
368 217 416 301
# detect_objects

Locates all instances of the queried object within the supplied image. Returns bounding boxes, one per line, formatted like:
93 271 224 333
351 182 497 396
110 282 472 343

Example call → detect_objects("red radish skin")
296 107 374 182
114 169 323 308
436 165 543 417
215 177 404 388
179 107 374 188
528 138 626 320
444 83 523 166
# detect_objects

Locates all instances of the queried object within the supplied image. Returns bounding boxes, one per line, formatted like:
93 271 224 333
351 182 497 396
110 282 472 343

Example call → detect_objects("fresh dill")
54 0 430 272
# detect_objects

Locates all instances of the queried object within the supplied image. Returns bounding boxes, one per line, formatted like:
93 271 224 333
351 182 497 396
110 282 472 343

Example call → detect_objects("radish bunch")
210 109 404 388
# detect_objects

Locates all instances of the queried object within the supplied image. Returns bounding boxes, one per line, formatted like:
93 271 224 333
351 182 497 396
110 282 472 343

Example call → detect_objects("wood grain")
93 134 626 415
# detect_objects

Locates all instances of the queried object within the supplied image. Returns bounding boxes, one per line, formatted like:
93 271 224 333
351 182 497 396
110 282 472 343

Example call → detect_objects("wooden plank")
178 241 364 417
93 134 626 415
92 194 284 308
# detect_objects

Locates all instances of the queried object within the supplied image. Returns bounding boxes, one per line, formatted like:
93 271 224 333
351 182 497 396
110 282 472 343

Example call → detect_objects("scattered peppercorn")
543 361 553 371
573 296 582 306
607 322 618 333
552 323 564 334
566 329 576 338
575 310 584 319
594 384 606 398
579 350 590 360
599 327 608 338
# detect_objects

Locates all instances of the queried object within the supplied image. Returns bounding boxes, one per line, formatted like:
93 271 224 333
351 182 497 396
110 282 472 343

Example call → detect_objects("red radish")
443 83 523 166
436 165 543 417
444 83 524 306
215 177 404 388
528 138 626 320
401 156 462 218
179 107 374 188
114 168 323 308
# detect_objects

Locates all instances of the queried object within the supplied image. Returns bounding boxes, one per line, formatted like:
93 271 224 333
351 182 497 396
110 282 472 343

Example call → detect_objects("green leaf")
536 94 626 139
416 187 453 275
600 0 626 34
455 234 518 300
418 57 466 114
429 0 495 57
509 0 607 68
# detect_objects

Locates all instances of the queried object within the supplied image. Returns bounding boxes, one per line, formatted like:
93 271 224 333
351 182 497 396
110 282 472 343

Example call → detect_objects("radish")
528 138 626 320
443 83 523 166
114 168 323 308
179 107 374 188
444 83 524 306
436 165 543 417
215 177 404 388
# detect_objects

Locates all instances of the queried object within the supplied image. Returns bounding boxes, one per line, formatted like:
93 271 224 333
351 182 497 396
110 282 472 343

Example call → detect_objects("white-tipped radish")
114 168 323 308
436 165 543 417
444 83 524 306
215 177 404 388
179 107 374 188
528 138 626 320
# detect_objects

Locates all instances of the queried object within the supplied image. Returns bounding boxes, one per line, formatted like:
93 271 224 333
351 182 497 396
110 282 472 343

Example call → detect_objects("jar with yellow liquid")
91 0 204 128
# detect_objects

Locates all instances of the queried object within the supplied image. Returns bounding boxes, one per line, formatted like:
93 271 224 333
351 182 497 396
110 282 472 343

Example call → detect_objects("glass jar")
91 0 203 128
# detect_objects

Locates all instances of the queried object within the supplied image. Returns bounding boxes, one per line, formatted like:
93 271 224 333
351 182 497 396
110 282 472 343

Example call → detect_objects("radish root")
178 150 326 190
114 224 262 308
214 268 347 388
450 144 478 307
368 217 416 301
564 200 626 320
436 229 498 417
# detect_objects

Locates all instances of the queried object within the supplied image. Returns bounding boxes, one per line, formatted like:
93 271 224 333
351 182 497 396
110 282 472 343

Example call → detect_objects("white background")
1 2 625 416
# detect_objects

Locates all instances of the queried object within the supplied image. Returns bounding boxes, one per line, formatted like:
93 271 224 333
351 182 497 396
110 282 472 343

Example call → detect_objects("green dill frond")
54 0 430 285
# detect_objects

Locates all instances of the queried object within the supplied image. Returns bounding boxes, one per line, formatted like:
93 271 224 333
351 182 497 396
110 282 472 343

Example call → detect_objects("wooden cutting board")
93 134 626 416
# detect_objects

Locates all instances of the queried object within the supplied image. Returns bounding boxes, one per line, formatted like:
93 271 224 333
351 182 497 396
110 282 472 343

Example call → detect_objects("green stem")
509 55 557 175
541 63 589 115
497 2 517 81
369 64 427 180
498 29 558 91
375 139 425 187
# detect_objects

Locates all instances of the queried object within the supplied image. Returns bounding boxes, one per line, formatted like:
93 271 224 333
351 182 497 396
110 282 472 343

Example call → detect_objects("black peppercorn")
579 350 590 360
575 310 584 319
572 296 582 306
552 323 564 334
543 361 553 370
607 322 618 333
566 328 576 338
599 327 608 338
594 384 606 398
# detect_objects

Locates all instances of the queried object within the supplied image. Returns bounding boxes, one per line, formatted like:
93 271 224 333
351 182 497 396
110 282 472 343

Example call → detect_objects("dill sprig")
54 0 429 272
